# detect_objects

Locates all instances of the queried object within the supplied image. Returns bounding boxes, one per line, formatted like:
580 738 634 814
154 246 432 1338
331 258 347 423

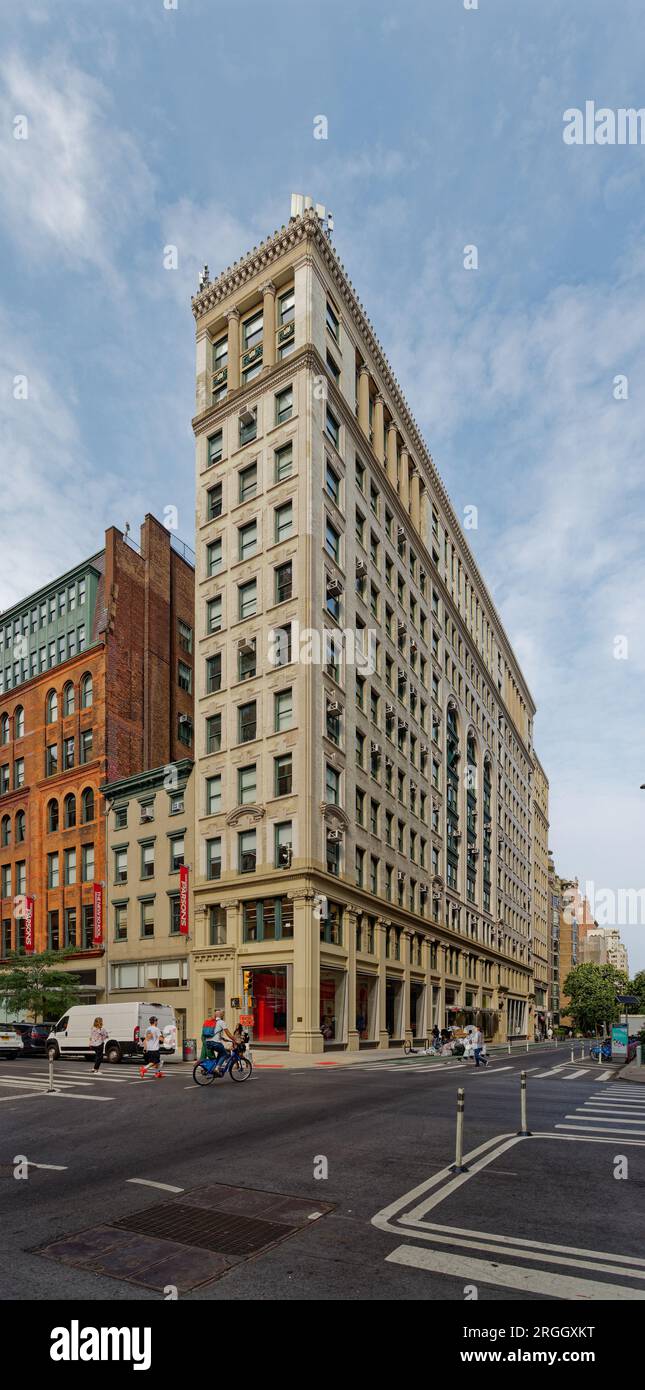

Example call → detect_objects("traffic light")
242 969 251 995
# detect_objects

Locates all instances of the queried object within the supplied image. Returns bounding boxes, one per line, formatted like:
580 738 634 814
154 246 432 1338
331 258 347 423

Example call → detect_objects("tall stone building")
190 203 536 1052
580 927 628 976
531 757 550 1037
0 516 194 1003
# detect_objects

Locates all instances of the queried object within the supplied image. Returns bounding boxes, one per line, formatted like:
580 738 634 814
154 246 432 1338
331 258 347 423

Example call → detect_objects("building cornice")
192 210 535 718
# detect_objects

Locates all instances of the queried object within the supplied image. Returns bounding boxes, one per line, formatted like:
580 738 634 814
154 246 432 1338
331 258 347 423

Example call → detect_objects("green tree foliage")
628 971 645 1011
0 950 81 1023
562 962 627 1034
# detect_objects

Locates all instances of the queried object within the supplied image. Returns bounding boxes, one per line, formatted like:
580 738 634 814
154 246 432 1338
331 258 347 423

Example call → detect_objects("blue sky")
1 0 645 967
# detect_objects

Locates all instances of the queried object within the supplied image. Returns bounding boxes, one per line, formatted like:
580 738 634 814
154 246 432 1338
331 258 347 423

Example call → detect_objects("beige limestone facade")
189 207 537 1052
531 756 550 1034
100 760 194 1044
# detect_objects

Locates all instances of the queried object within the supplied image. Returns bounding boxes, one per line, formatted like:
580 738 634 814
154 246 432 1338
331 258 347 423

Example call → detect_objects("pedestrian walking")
139 1016 165 1079
547 1026 554 1041
472 1025 488 1068
89 1017 108 1073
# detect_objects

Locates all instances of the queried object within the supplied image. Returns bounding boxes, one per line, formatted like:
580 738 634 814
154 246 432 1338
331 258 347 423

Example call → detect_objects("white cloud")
0 50 154 275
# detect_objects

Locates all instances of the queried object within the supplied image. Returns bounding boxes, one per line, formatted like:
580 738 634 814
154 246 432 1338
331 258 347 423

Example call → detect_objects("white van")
47 1003 177 1065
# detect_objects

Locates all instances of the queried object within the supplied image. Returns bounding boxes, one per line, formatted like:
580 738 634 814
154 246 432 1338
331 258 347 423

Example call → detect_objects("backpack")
202 1018 216 1039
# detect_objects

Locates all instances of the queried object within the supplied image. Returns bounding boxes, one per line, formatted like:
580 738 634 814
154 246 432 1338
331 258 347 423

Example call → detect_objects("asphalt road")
1 1048 643 1302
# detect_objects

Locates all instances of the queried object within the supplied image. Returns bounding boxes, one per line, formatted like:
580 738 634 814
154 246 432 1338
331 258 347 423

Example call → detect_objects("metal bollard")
570 1046 574 1062
451 1087 468 1173
596 1044 601 1065
507 1042 511 1055
47 1054 56 1094
517 1070 532 1136
526 1041 529 1053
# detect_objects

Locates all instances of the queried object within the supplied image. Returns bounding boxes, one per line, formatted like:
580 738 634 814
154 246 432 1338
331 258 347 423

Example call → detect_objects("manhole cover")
35 1182 334 1291
113 1201 294 1257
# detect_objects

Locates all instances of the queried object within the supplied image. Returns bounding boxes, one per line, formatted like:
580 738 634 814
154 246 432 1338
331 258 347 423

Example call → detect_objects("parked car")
0 1024 24 1059
47 1002 178 1064
11 1022 57 1056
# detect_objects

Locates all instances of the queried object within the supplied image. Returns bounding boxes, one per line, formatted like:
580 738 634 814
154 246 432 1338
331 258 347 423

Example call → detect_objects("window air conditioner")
327 577 343 597
239 405 256 427
237 636 256 655
327 829 343 843
327 700 341 715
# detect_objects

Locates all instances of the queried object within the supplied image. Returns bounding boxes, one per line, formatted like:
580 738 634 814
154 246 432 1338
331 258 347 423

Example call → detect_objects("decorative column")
223 898 242 952
410 469 421 532
419 481 429 545
289 889 324 1053
261 281 277 368
386 422 398 487
195 331 209 414
373 393 385 466
358 364 371 438
403 930 413 1045
226 308 240 391
399 447 410 510
377 917 390 1049
346 908 360 1051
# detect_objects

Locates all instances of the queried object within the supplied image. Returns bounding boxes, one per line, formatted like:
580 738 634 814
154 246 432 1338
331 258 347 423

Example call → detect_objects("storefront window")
386 978 403 1038
356 975 377 1042
410 981 425 1037
320 970 345 1043
250 968 288 1044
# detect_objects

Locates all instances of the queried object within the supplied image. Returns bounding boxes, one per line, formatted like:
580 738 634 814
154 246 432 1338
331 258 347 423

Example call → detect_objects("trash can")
183 1039 196 1063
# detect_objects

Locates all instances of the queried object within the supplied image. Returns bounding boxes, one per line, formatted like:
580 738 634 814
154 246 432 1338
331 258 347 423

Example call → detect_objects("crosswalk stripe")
565 1113 645 1124
562 1069 589 1081
533 1065 568 1077
386 1244 645 1300
556 1123 645 1136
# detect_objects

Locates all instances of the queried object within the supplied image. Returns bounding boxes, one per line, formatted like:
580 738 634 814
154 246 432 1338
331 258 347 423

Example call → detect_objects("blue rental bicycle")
192 1039 253 1086
589 1038 612 1062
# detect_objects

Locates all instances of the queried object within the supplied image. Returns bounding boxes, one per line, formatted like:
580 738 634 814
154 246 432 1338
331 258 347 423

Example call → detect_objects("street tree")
562 963 627 1035
0 950 81 1022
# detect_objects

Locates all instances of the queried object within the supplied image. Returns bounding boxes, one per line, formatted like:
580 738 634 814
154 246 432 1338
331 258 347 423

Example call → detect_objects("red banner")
24 897 35 954
179 865 189 934
93 883 103 945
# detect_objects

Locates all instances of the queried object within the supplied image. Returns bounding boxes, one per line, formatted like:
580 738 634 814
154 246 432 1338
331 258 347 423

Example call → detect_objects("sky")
1 0 644 967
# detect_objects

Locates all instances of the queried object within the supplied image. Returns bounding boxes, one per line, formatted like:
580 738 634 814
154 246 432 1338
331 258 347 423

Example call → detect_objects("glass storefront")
320 969 345 1044
249 967 288 1044
356 974 377 1042
386 978 403 1039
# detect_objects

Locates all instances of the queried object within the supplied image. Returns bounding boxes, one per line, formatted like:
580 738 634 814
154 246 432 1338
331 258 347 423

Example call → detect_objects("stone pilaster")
261 281 277 368
358 364 371 438
227 309 240 390
289 889 323 1053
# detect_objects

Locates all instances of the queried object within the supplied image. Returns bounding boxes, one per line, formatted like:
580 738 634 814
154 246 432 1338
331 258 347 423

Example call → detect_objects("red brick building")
0 516 194 999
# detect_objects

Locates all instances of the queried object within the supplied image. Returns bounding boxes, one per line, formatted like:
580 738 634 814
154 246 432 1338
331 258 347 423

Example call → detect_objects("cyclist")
206 1009 235 1073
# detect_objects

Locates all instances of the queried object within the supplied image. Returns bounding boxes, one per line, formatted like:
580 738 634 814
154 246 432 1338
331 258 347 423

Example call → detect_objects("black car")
11 1022 57 1056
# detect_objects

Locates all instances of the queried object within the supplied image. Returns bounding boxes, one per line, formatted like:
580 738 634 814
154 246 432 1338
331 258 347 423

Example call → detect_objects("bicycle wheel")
193 1061 217 1086
403 1039 412 1056
229 1057 253 1082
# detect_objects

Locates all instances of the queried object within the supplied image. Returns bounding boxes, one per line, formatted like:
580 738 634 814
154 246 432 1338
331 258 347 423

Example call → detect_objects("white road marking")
389 1224 645 1282
564 1113 645 1124
562 1069 589 1081
386 1245 645 1299
126 1178 184 1193
556 1123 645 1136
533 1065 569 1077
27 1162 68 1170
599 1071 615 1081
0 1090 113 1103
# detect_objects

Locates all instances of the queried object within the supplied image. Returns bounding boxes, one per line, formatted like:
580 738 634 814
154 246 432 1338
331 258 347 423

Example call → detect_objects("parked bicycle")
589 1038 612 1062
192 1037 253 1086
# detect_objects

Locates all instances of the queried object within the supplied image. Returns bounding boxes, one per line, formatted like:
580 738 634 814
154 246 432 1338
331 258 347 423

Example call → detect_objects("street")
1 1046 643 1302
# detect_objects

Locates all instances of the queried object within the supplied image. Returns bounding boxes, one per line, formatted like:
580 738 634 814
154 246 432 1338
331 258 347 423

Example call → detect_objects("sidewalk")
217 1041 559 1070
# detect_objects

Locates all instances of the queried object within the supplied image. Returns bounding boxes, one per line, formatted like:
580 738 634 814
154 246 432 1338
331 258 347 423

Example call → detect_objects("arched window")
46 690 58 723
80 674 93 709
47 798 59 833
0 714 8 745
14 706 25 739
15 810 26 843
0 814 10 847
64 793 76 829
81 787 95 824
62 682 75 717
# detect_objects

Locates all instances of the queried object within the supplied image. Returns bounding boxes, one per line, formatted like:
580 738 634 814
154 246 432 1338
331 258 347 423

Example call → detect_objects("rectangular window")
206 837 221 881
141 842 155 878
82 844 95 881
239 409 257 444
45 745 58 777
274 501 293 543
207 483 222 521
206 713 221 754
140 900 155 939
207 430 223 466
114 848 128 884
325 407 340 448
14 756 25 786
207 539 223 576
64 906 77 947
206 775 222 815
238 829 257 873
238 765 256 805
178 660 192 693
63 848 76 886
238 520 258 560
274 753 292 797
326 764 340 805
169 835 185 872
207 596 222 634
274 688 293 731
325 519 340 561
239 461 258 501
326 301 340 341
275 442 293 482
238 579 257 620
325 460 340 503
80 729 93 764
275 386 293 424
238 700 257 743
206 653 222 693
274 561 292 604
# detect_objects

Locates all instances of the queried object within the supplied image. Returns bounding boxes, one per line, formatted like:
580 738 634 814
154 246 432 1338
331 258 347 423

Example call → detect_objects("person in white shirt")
472 1025 487 1068
207 1009 234 1073
140 1016 165 1079
89 1017 108 1073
